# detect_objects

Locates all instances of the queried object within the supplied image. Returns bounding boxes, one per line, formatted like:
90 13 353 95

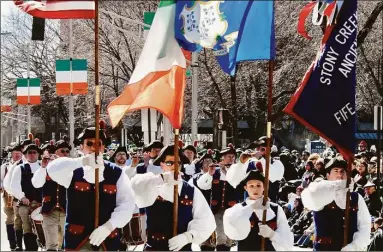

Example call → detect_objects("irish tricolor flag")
56 59 88 95
17 78 41 105
107 0 187 129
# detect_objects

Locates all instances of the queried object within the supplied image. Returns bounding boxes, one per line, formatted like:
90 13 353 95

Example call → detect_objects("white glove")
341 243 358 251
251 197 270 210
184 164 195 176
258 224 275 239
332 179 347 191
82 153 104 169
161 171 180 186
168 232 193 251
89 222 113 246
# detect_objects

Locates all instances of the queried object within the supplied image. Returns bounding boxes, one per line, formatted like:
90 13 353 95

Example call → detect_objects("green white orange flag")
17 78 41 105
56 59 88 95
107 0 187 129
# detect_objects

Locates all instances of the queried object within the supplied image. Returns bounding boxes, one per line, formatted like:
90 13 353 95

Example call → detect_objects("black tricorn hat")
110 146 128 162
55 140 72 151
153 145 190 166
23 144 41 154
247 139 266 149
325 157 348 173
77 127 110 146
9 143 23 152
40 141 56 154
145 140 164 151
183 145 197 156
220 144 236 156
196 149 214 166
237 160 265 190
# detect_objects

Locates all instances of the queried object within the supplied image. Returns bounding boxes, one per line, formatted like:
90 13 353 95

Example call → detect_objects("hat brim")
153 145 190 166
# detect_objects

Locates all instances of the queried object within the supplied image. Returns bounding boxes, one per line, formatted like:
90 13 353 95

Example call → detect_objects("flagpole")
27 42 31 134
173 128 180 236
68 19 75 156
191 52 198 143
261 60 274 251
93 0 100 249
343 156 353 246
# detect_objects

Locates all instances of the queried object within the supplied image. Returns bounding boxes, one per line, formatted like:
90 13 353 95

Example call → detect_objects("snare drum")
30 206 46 248
122 206 145 246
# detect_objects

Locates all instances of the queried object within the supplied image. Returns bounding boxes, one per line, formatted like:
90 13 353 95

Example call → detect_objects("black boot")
6 225 17 250
216 244 231 251
15 230 23 251
200 245 216 251
23 233 38 251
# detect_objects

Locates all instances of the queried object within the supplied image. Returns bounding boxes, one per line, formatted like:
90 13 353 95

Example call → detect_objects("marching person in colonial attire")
135 140 164 175
10 143 42 251
3 139 31 251
46 124 136 251
110 146 129 169
301 157 371 251
131 145 216 251
223 160 294 251
188 149 216 251
196 144 239 251
0 143 23 251
182 144 198 181
31 140 69 251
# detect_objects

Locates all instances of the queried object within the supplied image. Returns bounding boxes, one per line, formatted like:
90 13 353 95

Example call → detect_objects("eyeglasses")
85 141 102 147
60 149 70 154
27 151 38 155
164 161 182 166
116 153 127 156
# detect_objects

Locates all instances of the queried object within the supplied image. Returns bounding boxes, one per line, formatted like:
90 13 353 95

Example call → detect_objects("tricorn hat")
220 143 236 156
145 140 164 151
23 144 41 154
40 141 56 154
9 143 23 153
238 160 265 190
55 140 71 151
77 120 110 146
183 145 197 156
109 146 128 162
325 157 347 173
153 145 190 166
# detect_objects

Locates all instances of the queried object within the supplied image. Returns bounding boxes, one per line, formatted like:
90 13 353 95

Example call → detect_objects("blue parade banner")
284 0 357 159
175 1 275 76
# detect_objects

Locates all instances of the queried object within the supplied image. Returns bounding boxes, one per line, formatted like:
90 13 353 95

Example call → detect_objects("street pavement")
0 200 310 251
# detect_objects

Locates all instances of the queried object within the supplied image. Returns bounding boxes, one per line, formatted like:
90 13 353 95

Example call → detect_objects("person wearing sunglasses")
54 140 71 158
188 149 217 251
31 141 66 251
9 143 42 250
196 145 239 251
135 140 164 176
0 143 23 251
46 125 135 251
131 145 216 251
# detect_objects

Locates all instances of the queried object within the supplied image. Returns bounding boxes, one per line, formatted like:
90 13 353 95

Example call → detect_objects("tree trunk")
230 74 238 147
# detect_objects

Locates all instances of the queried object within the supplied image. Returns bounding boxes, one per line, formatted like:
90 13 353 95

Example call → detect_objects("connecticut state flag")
284 0 357 159
175 1 275 75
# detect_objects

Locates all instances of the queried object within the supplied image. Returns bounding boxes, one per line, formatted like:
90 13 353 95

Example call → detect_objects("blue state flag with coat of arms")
175 0 275 75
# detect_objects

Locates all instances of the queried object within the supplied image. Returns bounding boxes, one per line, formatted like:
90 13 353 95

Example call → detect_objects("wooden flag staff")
93 0 101 250
260 60 274 251
173 129 180 236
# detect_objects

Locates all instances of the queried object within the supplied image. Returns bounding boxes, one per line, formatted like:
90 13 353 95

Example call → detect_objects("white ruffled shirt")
302 179 371 250
131 172 216 245
10 161 41 200
223 197 294 251
46 157 135 229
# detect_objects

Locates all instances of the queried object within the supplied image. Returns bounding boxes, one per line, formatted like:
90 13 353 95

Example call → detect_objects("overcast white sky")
1 0 18 31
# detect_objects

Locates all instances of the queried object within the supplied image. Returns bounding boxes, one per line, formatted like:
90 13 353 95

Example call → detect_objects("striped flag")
14 0 95 19
17 78 41 105
56 59 88 95
107 0 187 129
